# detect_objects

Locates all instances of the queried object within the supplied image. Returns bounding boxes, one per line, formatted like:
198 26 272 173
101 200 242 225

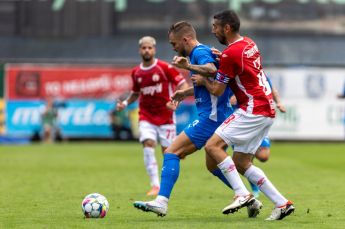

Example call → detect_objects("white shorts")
215 109 274 154
139 121 176 147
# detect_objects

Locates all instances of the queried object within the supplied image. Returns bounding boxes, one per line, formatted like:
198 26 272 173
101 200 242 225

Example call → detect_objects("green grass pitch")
0 142 344 228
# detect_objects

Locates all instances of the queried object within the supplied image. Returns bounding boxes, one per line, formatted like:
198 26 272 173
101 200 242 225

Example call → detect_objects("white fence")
267 67 345 141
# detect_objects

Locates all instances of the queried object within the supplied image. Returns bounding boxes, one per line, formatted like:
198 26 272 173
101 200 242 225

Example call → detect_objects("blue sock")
158 153 180 199
249 180 260 196
211 168 232 189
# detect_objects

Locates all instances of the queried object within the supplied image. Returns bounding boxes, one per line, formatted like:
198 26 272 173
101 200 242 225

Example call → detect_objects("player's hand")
172 56 190 70
230 95 237 106
276 103 286 113
116 99 127 111
171 90 187 102
191 74 205 86
211 47 222 61
166 100 179 111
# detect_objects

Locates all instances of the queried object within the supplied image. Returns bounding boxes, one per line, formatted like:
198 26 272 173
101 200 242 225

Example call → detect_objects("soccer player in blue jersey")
133 21 261 217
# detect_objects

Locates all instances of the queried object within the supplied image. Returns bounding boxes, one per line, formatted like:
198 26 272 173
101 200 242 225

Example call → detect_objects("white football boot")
133 200 168 217
266 200 295 220
247 199 263 218
222 194 255 214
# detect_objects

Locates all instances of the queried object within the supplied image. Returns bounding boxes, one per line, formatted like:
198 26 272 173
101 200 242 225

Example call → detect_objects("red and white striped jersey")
131 58 186 125
216 37 275 118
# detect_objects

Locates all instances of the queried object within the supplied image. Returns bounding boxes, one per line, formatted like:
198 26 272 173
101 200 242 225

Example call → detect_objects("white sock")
217 156 250 196
143 147 160 187
156 195 169 205
244 165 288 207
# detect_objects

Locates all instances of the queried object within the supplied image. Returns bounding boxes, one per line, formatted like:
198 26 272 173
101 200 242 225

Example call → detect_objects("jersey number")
166 129 175 140
257 70 271 96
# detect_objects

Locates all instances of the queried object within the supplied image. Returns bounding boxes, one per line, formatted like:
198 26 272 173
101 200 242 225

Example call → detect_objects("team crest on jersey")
138 78 142 83
152 73 160 82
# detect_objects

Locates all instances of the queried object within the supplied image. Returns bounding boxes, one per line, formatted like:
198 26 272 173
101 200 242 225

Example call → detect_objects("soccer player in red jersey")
202 10 295 220
117 36 188 196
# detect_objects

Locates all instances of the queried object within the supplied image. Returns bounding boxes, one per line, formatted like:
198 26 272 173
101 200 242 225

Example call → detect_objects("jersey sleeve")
131 68 140 92
216 49 241 84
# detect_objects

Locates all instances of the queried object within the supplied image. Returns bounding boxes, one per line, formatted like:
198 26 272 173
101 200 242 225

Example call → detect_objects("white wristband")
122 100 128 107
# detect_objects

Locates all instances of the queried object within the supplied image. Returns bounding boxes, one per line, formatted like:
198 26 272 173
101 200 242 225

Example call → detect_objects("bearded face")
169 33 187 57
139 43 155 62
212 19 227 45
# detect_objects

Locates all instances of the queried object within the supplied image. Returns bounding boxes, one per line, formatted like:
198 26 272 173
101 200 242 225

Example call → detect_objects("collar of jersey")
189 43 203 58
228 36 244 47
140 58 158 70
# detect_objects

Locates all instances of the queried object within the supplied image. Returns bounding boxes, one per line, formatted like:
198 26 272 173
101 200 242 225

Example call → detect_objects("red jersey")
131 59 186 125
216 37 275 118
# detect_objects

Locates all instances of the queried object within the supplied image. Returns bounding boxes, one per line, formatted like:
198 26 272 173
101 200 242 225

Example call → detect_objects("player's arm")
271 86 286 113
191 73 227 96
166 80 190 111
337 85 345 98
171 86 194 103
266 76 286 113
172 56 217 77
176 80 189 91
116 91 139 111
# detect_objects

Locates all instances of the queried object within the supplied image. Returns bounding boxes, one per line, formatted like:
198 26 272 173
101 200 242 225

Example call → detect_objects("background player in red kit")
203 10 295 220
117 36 188 196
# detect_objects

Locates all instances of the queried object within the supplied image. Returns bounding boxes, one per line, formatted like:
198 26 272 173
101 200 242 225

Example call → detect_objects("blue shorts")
260 136 271 148
184 117 223 150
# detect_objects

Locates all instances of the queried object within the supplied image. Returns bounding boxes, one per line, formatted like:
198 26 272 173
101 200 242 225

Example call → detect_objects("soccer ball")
81 193 109 218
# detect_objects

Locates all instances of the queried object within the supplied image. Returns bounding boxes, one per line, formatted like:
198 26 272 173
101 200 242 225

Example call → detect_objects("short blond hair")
138 36 156 47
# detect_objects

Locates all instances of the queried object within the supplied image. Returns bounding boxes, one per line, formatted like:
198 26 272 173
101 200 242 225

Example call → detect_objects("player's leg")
133 131 197 216
206 148 263 218
43 124 52 142
231 116 294 220
155 118 222 202
143 139 160 196
205 133 254 214
138 121 160 196
248 137 271 197
206 152 232 189
255 136 271 162
134 118 217 216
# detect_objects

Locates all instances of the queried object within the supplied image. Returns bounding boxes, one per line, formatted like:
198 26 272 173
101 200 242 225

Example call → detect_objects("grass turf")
0 142 344 228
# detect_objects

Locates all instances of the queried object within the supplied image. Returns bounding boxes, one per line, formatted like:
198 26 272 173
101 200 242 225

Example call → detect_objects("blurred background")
0 0 344 143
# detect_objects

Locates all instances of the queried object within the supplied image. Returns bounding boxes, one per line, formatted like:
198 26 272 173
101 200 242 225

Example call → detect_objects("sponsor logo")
141 83 162 96
227 164 236 172
15 71 41 97
10 103 109 126
244 45 259 58
152 73 160 82
257 177 266 187
195 98 202 103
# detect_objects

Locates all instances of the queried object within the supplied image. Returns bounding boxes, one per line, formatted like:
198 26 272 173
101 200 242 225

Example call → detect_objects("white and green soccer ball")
81 193 109 218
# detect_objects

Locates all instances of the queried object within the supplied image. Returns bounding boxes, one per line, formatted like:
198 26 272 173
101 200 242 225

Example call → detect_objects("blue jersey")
189 44 233 122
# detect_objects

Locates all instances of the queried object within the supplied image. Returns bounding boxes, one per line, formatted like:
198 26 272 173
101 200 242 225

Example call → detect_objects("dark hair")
168 21 196 38
213 10 240 32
